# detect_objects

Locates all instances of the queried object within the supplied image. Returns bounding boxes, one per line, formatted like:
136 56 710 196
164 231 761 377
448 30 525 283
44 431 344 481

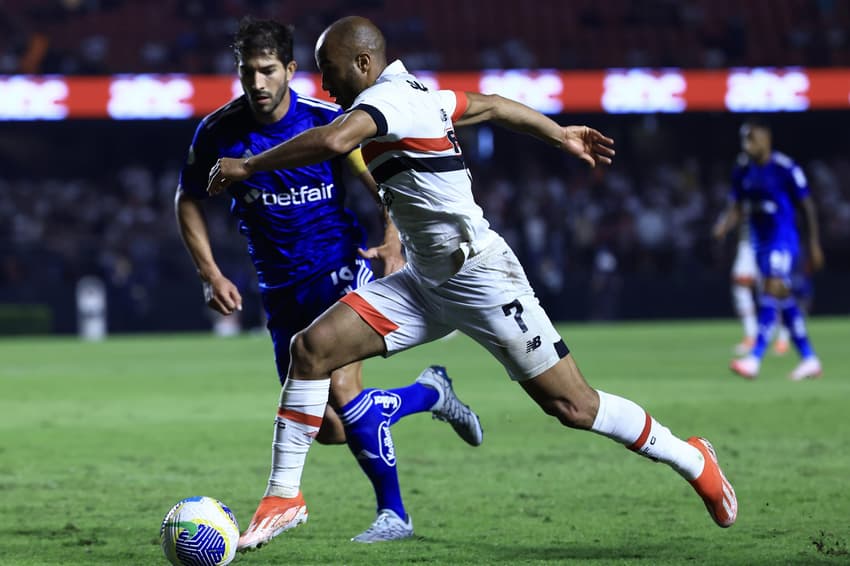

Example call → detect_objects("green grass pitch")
1 318 848 565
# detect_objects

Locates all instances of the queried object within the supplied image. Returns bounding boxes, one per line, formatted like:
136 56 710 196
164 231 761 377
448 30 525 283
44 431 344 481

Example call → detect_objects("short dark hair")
232 17 294 64
742 116 771 133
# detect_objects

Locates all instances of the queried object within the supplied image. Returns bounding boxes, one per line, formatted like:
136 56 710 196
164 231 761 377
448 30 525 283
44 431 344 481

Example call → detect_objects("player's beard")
249 86 287 117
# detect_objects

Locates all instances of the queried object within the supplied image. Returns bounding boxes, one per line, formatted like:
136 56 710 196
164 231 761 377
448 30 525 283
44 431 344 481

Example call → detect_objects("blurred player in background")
175 17 483 543
713 118 823 380
727 223 792 356
209 16 738 551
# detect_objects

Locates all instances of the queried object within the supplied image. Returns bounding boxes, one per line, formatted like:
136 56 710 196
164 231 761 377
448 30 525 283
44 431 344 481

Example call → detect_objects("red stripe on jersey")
362 136 454 164
340 292 399 336
277 407 324 428
628 411 653 451
451 90 469 122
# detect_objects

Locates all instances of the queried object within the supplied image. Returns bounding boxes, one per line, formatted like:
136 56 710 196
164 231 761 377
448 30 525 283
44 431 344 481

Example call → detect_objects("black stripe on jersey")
371 155 467 184
350 104 388 136
554 339 570 359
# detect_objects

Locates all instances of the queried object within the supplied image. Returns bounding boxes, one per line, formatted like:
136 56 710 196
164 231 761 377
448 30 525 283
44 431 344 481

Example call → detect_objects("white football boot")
789 356 822 381
730 355 760 380
416 365 484 446
351 509 414 543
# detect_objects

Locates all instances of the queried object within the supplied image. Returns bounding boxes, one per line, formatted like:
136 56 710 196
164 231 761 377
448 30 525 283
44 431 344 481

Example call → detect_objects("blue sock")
339 391 405 518
374 383 439 426
752 294 778 359
780 298 815 359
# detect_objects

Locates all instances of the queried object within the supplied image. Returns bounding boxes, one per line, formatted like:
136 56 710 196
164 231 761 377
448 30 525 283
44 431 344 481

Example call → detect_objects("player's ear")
355 52 370 74
285 59 297 78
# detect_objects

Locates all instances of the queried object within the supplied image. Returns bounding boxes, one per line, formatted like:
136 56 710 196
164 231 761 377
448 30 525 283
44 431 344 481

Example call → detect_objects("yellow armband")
346 148 369 176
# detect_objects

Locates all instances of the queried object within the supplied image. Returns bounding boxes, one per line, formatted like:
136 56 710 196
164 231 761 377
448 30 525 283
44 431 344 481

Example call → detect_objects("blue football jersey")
730 151 809 255
179 90 367 289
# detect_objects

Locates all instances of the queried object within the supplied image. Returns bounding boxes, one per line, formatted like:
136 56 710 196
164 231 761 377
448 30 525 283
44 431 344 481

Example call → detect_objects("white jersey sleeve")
436 89 470 123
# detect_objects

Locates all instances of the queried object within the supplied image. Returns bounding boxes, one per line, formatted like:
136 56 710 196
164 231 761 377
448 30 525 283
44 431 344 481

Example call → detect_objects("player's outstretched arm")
711 202 742 241
175 187 242 315
455 92 615 168
800 196 825 270
207 110 378 195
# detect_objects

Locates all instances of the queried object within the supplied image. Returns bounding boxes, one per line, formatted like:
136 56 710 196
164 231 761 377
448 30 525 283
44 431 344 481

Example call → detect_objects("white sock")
732 284 757 338
775 323 790 343
592 390 705 480
265 378 331 498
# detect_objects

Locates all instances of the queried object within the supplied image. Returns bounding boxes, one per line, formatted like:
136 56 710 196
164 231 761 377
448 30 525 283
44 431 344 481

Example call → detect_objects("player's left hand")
560 126 615 168
207 157 252 195
358 239 405 276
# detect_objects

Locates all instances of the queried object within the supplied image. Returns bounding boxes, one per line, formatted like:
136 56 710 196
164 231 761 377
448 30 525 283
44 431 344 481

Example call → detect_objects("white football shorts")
340 237 568 381
731 239 758 284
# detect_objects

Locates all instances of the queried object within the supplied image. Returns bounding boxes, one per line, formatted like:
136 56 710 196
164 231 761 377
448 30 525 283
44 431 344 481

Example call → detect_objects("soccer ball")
160 496 240 566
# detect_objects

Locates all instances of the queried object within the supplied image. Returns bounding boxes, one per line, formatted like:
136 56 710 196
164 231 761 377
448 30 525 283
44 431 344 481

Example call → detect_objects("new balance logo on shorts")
526 336 542 353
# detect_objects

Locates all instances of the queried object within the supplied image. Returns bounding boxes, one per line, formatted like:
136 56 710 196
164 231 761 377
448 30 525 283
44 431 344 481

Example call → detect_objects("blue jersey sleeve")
178 119 219 200
787 162 810 202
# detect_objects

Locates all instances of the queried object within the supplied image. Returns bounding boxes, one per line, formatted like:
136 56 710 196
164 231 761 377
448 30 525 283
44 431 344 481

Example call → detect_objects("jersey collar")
377 59 409 83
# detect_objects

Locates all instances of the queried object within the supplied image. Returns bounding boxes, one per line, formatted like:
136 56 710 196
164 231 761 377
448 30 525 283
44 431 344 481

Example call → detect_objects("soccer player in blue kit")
713 118 824 380
175 17 483 543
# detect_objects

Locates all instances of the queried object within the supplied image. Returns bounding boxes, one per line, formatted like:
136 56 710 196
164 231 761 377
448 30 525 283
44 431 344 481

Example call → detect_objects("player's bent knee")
763 278 790 298
289 330 332 377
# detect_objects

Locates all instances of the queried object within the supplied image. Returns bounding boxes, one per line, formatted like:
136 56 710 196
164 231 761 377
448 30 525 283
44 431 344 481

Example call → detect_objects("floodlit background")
1 0 849 334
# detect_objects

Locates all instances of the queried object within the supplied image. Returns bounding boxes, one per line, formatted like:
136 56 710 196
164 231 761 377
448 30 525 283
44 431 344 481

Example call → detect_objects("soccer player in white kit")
730 223 761 354
208 16 738 551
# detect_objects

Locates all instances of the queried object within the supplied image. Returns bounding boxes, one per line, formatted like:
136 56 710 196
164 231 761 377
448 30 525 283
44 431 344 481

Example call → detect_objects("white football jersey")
350 60 496 286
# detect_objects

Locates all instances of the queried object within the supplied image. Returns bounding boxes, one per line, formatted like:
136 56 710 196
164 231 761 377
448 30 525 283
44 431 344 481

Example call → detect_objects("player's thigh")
291 300 387 377
757 248 796 297
342 266 455 357
440 244 567 381
267 258 375 382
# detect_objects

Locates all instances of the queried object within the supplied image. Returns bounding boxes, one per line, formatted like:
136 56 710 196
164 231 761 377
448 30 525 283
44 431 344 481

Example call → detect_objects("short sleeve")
177 120 218 199
789 164 810 200
437 90 468 122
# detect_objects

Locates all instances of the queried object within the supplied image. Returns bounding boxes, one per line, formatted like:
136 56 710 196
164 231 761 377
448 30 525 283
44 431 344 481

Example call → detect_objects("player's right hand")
207 157 252 195
203 275 243 315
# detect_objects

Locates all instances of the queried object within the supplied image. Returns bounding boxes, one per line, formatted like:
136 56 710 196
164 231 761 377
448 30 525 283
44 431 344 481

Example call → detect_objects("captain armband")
346 148 369 176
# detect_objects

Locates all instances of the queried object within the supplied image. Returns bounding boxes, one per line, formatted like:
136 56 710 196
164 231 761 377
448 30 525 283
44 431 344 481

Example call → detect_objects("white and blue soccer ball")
160 496 240 566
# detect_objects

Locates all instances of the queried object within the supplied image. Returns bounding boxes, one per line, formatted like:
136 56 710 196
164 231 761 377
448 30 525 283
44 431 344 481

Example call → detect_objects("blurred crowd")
2 1 850 330
1 0 849 75
1 114 849 329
